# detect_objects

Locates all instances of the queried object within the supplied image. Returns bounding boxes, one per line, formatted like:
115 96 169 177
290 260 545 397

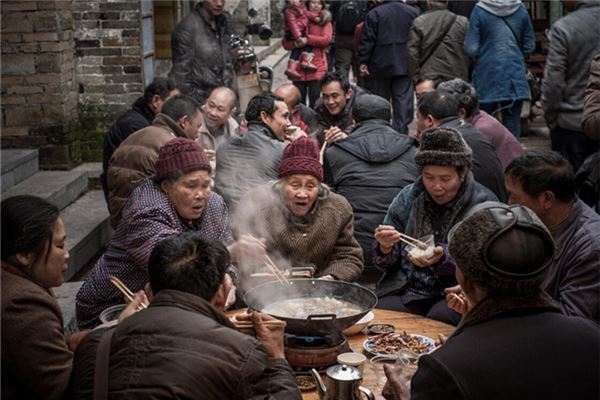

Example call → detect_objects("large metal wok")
244 279 377 336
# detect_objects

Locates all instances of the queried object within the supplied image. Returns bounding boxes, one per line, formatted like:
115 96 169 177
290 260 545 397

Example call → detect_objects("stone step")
2 170 88 210
61 190 112 281
1 149 39 192
53 281 83 331
73 162 103 181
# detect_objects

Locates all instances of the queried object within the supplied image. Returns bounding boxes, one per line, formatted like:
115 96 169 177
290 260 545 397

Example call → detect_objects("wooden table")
301 309 455 400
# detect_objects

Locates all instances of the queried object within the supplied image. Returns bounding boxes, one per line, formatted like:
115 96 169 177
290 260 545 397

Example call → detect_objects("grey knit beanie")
415 127 472 169
352 94 391 122
448 202 555 294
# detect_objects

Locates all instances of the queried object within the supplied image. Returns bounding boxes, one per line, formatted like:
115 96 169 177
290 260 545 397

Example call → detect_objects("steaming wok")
244 279 377 336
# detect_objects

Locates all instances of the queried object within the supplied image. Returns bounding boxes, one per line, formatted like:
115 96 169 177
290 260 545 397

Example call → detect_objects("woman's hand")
117 290 149 323
374 225 401 254
359 64 369 77
445 285 472 315
228 234 268 266
235 311 286 359
318 274 335 281
409 246 443 268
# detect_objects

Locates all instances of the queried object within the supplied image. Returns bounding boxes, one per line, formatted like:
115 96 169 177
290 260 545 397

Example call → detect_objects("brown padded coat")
1 264 72 400
238 184 364 282
106 113 195 228
70 290 301 400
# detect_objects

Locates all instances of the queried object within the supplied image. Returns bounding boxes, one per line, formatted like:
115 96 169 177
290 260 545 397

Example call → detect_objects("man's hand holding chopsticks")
235 311 286 359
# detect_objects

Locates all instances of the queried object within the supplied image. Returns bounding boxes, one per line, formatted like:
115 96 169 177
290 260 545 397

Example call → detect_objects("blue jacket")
464 2 534 104
358 1 418 77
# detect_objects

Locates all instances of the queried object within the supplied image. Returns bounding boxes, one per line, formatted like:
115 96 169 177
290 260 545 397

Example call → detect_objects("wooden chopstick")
108 275 148 309
234 320 287 328
398 233 429 249
246 234 290 285
319 140 327 164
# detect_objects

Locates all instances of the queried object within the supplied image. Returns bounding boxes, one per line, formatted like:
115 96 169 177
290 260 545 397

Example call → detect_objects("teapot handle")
358 385 375 400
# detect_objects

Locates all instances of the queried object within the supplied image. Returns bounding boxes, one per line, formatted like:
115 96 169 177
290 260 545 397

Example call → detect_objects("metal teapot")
311 365 375 400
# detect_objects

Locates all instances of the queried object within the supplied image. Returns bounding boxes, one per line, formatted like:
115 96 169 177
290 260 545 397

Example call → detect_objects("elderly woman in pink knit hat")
76 138 257 329
235 136 364 282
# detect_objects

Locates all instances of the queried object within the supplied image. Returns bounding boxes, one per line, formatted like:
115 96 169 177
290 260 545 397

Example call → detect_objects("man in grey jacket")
407 0 469 84
215 93 301 211
542 0 600 171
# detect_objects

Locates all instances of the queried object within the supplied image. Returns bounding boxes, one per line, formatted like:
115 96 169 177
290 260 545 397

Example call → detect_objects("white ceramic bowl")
342 311 375 336
99 303 126 323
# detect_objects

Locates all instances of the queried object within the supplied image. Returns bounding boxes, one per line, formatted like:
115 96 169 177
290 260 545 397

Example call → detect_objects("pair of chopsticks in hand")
108 275 148 310
247 234 290 285
397 233 429 249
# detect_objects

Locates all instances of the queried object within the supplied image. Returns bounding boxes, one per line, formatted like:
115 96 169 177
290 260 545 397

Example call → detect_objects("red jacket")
284 4 319 39
283 19 333 82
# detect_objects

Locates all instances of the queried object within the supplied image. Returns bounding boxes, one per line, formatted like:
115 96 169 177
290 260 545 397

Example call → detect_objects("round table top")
300 308 455 400
229 308 455 400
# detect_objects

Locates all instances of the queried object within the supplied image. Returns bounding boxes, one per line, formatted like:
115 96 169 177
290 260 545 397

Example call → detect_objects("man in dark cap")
324 94 418 271
382 202 599 400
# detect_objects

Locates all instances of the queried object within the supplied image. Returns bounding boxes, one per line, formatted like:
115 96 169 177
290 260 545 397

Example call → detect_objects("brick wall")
73 0 144 162
1 0 79 168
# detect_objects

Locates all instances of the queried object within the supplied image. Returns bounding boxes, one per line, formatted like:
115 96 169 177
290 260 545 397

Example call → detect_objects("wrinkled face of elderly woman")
282 174 319 217
422 165 466 205
161 170 212 220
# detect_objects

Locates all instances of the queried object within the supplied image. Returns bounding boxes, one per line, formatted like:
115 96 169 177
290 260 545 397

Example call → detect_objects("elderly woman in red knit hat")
76 138 255 329
235 136 364 282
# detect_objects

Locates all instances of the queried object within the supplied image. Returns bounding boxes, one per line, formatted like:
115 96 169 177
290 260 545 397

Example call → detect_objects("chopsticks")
233 320 287 329
108 275 148 309
319 140 327 164
247 234 290 285
398 233 429 249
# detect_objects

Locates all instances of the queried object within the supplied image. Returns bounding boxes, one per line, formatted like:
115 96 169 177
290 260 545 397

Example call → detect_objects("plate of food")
296 374 317 392
363 331 436 359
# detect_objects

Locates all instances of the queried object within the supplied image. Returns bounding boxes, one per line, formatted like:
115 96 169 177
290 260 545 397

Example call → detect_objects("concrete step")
53 281 83 331
73 162 102 181
2 170 88 210
1 149 39 192
61 190 112 281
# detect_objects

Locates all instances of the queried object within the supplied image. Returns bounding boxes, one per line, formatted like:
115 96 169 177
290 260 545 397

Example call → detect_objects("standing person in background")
542 0 600 172
464 0 534 140
101 78 179 201
330 1 369 80
358 0 419 135
407 0 470 84
170 0 233 104
282 0 333 108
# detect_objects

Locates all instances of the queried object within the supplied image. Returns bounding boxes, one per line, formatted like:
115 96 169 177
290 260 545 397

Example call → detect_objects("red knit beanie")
155 137 211 182
277 136 323 181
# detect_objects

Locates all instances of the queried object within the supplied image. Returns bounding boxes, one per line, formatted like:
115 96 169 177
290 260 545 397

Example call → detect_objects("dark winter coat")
583 54 600 140
411 292 600 400
543 198 600 322
214 123 286 211
101 97 154 200
323 119 419 266
464 1 535 104
358 1 419 77
170 4 233 103
71 290 301 400
440 117 508 202
1 263 72 400
407 8 470 82
542 1 600 132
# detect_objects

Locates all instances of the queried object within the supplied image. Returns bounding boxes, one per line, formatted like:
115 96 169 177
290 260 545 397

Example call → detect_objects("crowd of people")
2 0 599 399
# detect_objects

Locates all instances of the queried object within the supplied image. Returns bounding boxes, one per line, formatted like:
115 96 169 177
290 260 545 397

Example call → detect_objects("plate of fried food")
363 331 436 360
296 374 317 392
